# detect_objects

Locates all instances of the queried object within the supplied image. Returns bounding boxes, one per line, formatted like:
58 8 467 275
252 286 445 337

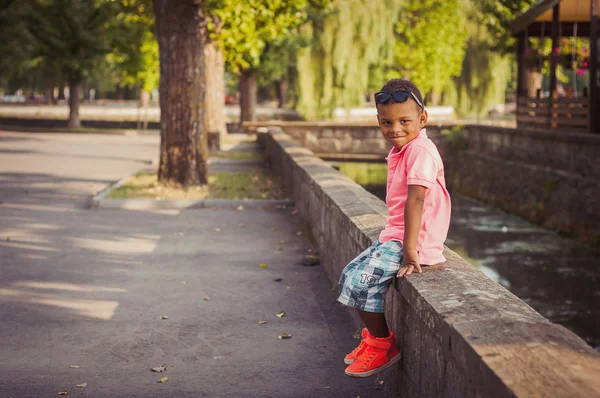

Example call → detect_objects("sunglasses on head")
374 91 424 109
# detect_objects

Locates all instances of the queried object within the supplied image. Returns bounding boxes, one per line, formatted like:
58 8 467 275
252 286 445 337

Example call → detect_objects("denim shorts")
337 240 404 313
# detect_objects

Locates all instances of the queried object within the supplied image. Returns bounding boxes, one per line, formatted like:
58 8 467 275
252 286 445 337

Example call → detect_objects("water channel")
333 162 600 351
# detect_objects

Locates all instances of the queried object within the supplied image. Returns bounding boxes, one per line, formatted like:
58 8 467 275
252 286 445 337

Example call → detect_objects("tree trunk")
67 80 81 128
153 0 208 186
204 42 227 149
276 80 288 108
239 70 257 122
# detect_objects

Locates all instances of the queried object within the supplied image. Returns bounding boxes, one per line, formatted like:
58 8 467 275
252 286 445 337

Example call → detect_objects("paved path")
0 131 385 397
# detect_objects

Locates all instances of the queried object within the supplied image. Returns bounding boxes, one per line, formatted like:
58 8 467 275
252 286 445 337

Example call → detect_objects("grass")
106 170 288 200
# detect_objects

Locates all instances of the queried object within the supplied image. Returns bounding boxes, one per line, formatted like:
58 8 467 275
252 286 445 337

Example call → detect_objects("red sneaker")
344 328 369 364
344 333 401 378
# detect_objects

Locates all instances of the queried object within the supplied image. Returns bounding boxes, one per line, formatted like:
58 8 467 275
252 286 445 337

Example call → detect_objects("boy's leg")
357 309 389 338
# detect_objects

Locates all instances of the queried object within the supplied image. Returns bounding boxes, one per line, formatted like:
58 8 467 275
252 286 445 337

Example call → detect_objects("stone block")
401 306 422 385
419 331 445 398
442 360 466 398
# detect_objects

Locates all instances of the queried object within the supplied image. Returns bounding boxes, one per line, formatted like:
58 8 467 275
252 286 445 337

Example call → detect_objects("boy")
337 79 451 377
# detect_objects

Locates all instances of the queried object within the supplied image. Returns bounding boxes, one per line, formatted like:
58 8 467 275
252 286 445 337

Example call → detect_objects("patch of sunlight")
0 288 119 320
100 258 144 266
71 236 158 254
2 203 74 212
0 241 60 252
13 281 126 293
22 223 62 230
20 253 48 260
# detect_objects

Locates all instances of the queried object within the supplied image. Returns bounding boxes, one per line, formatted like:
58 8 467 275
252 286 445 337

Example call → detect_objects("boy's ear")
419 109 428 128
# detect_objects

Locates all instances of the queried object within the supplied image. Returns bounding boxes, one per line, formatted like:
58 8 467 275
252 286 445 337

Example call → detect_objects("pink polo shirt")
378 129 451 265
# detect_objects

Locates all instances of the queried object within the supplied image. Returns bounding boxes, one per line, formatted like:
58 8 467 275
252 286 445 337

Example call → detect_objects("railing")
517 97 589 132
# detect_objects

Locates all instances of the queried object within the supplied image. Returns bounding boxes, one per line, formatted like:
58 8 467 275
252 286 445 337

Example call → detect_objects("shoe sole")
344 358 354 365
344 352 402 378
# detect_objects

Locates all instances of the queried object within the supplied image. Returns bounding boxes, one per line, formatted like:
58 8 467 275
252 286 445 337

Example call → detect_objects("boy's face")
377 100 428 149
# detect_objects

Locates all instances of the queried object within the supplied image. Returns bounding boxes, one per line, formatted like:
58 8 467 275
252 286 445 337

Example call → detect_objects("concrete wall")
262 127 600 398
249 121 600 247
438 125 600 248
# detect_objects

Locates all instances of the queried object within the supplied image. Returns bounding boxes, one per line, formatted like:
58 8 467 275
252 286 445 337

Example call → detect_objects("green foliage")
441 1 513 118
0 0 157 94
23 0 120 83
476 0 537 54
207 0 329 76
390 0 468 101
109 0 158 92
297 0 402 119
441 125 469 150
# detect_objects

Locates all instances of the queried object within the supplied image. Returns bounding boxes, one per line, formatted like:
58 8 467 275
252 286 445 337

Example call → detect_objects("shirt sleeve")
405 145 439 188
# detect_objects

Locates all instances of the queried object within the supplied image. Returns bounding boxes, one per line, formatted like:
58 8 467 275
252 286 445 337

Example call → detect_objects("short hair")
377 79 424 110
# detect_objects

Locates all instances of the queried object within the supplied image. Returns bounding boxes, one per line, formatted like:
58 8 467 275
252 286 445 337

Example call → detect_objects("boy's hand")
397 248 421 278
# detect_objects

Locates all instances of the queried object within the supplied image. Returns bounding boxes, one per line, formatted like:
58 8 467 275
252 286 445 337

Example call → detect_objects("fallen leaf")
286 286 295 290
69 365 80 369
160 316 169 320
215 228 221 232
203 297 210 301
273 278 283 282
257 320 267 325
151 366 166 372
237 205 244 211
377 380 384 386
259 263 268 269
296 232 303 236
324 386 330 389
58 390 68 395
280 240 286 244
239 223 246 228
76 383 87 388
176 232 184 236
181 281 187 284
271 227 278 231
6 236 10 241
353 330 361 339
276 311 286 318
157 377 168 383
278 333 292 339
308 248 313 252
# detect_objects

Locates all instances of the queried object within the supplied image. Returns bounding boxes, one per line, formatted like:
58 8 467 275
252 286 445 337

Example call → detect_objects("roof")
512 0 592 34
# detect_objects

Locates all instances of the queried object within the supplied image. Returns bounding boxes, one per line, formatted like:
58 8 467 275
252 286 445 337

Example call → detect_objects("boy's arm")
398 184 427 278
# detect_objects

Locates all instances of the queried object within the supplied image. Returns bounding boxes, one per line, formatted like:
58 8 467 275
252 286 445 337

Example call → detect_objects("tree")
19 0 121 127
476 0 537 54
441 0 513 118
153 0 208 186
390 0 468 105
208 0 328 122
296 0 402 120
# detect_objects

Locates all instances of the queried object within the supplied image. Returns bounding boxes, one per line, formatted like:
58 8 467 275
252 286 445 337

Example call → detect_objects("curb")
89 170 294 210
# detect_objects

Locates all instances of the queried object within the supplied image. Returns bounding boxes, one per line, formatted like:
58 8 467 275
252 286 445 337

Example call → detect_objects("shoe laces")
359 347 381 365
350 340 366 356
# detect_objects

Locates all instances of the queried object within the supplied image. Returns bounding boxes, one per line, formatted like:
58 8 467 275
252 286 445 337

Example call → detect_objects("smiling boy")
337 78 451 377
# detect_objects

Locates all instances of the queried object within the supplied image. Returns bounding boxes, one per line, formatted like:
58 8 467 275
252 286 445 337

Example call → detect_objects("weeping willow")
296 0 402 120
442 5 512 119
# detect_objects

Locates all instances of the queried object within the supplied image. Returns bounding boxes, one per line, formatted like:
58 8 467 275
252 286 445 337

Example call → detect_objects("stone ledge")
262 127 600 398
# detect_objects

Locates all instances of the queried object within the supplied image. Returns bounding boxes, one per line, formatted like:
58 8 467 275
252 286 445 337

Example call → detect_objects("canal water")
334 162 600 351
